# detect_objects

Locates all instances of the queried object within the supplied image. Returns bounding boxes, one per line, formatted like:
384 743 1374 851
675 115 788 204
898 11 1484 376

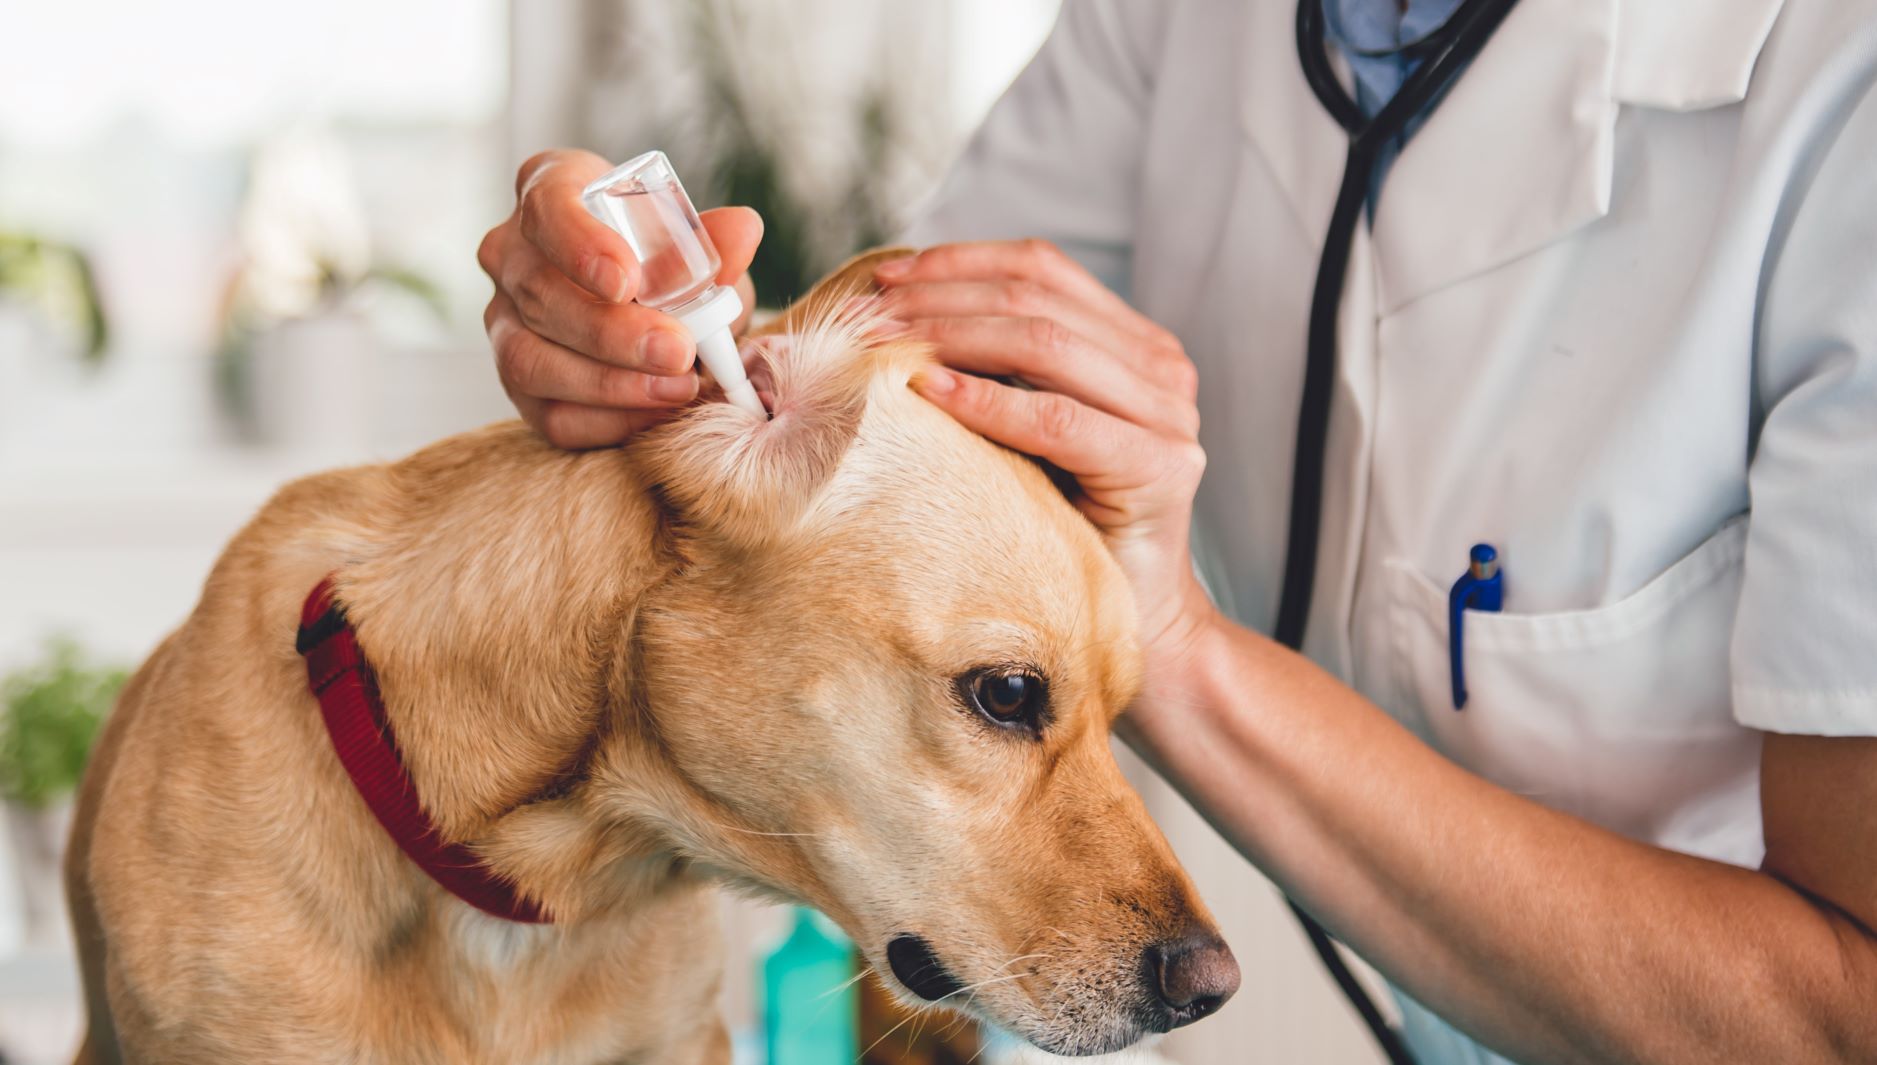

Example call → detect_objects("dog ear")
634 351 868 550
636 246 922 549
752 246 916 339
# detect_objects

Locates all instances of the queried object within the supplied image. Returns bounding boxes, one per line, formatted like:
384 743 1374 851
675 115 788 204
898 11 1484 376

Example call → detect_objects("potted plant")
0 638 124 947
0 232 111 447
216 127 444 455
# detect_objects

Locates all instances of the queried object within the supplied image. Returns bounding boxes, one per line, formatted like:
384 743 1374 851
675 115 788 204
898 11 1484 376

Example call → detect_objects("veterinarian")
478 1 1877 1062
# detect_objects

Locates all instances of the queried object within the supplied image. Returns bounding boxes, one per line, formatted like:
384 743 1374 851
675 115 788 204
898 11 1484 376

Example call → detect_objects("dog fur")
64 251 1232 1064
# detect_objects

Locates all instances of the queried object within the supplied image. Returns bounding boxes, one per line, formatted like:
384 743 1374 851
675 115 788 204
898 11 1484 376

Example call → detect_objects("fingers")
874 239 1161 345
911 367 1208 526
873 239 1198 399
878 279 1131 366
488 293 699 410
512 394 674 451
702 208 761 335
493 153 769 452
514 149 637 302
730 273 757 335
489 230 696 374
700 206 764 287
905 315 1196 438
912 366 1152 482
879 279 1173 388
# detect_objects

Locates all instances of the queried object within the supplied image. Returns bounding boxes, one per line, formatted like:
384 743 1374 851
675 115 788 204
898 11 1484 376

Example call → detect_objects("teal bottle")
762 907 859 1065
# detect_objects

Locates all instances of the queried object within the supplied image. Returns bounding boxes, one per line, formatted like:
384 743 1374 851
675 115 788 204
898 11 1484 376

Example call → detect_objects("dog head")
588 251 1238 1054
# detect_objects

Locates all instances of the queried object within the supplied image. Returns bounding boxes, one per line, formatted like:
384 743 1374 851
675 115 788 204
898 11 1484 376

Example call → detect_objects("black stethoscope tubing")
1275 2 1522 1064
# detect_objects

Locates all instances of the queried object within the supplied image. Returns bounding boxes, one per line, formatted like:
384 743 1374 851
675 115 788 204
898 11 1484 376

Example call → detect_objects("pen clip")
1447 544 1503 710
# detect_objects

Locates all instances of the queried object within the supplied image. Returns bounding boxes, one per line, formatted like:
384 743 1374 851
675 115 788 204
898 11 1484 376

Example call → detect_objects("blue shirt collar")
1321 0 1468 117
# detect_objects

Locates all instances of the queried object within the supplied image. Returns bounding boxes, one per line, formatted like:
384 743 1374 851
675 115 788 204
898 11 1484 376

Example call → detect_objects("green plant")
0 232 110 365
0 638 127 809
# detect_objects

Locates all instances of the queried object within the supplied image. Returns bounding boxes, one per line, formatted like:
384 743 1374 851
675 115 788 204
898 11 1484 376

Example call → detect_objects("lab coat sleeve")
1731 79 1877 736
899 0 1173 295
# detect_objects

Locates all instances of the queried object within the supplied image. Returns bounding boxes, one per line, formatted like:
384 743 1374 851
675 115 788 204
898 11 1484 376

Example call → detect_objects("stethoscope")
1275 1 1521 1063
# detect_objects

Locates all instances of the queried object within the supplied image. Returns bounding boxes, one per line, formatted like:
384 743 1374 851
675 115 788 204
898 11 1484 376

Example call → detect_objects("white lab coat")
906 1 1877 1061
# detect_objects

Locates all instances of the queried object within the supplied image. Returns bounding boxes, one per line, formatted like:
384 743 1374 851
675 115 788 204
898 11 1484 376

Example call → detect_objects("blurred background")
0 2 1385 1062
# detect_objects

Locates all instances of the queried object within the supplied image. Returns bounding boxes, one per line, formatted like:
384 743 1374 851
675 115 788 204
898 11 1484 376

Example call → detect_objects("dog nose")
1144 934 1240 1029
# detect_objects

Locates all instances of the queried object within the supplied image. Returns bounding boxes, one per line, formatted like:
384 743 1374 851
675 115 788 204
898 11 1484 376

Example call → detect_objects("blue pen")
1447 544 1503 710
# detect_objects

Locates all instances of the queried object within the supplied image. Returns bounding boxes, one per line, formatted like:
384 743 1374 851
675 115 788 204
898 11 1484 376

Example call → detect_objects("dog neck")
315 425 700 924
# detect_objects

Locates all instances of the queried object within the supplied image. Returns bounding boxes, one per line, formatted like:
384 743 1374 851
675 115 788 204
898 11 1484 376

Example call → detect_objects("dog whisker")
941 962 1044 1044
816 964 875 1002
803 965 875 1032
857 973 1030 1063
711 825 826 839
984 950 1052 976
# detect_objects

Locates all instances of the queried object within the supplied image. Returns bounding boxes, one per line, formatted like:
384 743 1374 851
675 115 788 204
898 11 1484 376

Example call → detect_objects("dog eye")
958 669 1049 730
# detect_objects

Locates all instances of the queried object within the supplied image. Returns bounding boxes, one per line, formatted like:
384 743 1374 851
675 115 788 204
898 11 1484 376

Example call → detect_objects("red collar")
297 577 549 924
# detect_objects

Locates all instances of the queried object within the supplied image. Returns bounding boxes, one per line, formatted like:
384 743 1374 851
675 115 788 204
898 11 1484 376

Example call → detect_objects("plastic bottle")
762 907 859 1065
581 150 765 417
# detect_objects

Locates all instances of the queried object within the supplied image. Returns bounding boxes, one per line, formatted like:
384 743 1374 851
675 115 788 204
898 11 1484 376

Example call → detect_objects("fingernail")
650 373 699 402
913 366 957 395
639 330 693 373
873 256 914 281
584 255 629 301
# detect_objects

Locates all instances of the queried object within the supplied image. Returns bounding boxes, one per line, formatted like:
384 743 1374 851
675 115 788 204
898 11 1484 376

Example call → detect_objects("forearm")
1123 612 1877 1065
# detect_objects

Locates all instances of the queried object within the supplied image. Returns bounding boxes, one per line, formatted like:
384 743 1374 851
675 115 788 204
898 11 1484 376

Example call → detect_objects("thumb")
701 206 764 287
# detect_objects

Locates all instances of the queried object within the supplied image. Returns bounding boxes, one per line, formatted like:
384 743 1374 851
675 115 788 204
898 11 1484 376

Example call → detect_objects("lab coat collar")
1613 0 1787 112
1238 0 1787 315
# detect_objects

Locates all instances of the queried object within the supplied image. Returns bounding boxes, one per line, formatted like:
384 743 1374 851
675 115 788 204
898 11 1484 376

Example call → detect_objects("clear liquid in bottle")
582 152 721 311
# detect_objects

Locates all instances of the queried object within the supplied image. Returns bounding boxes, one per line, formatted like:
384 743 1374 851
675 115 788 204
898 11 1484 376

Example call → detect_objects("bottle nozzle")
675 286 765 418
694 327 765 417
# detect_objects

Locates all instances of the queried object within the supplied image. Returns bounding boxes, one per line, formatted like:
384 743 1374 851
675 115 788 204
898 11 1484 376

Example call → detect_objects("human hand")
880 240 1217 655
478 149 763 448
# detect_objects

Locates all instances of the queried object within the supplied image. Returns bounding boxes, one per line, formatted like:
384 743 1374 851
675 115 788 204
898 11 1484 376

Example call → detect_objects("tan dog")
65 251 1239 1064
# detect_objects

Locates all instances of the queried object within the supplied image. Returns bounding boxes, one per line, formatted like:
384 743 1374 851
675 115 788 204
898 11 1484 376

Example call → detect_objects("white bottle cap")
671 286 764 418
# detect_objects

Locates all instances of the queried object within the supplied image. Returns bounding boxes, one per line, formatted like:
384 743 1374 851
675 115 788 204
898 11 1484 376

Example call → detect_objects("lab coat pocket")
1385 520 1763 864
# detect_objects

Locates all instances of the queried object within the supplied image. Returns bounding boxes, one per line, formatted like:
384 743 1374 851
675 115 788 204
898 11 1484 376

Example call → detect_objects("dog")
64 250 1239 1064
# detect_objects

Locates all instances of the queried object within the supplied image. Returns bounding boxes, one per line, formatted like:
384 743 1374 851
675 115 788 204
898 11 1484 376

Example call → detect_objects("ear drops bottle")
582 150 765 417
